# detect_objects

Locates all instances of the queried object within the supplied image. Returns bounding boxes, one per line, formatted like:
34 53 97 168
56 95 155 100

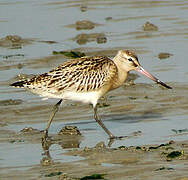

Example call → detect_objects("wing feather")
23 56 117 94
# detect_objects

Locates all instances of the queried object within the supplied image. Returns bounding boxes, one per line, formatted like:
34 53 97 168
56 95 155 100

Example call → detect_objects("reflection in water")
42 126 82 151
41 130 143 164
41 135 111 165
41 133 82 164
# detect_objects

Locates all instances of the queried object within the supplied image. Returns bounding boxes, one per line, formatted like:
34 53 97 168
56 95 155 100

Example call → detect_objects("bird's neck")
110 55 129 90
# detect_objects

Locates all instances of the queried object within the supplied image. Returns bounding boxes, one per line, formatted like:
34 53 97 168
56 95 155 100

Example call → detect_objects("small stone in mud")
128 97 137 100
80 5 87 12
131 131 142 136
59 173 74 180
20 127 41 134
97 102 110 108
105 17 113 21
118 146 127 150
80 174 106 180
17 63 23 69
172 128 188 134
0 99 23 106
2 54 24 59
135 143 172 152
75 33 89 45
58 126 81 136
155 167 174 171
84 146 92 152
74 33 106 45
166 150 183 159
9 140 16 143
0 35 34 49
9 139 24 143
96 34 107 44
39 40 57 44
143 21 158 31
95 141 106 150
45 171 62 177
148 143 170 150
76 20 95 30
5 35 22 42
40 157 53 166
169 140 175 144
158 52 173 59
136 146 142 150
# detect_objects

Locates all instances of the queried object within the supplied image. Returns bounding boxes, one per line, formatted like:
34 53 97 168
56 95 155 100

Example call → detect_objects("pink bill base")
136 66 172 89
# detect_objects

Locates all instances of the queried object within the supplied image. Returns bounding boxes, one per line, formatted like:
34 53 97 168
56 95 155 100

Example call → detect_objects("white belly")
31 88 102 107
62 91 100 107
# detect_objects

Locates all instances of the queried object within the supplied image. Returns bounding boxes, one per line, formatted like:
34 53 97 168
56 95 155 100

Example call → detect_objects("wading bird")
11 50 172 141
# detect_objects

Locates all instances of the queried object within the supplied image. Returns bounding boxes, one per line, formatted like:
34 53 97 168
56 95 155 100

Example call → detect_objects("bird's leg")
93 105 128 146
43 99 63 140
93 105 115 139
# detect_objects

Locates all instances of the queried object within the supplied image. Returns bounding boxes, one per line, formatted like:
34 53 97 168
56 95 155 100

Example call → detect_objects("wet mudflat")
0 0 188 179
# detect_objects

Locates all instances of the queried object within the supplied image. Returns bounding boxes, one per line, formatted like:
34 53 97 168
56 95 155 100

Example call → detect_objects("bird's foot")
108 135 128 147
110 135 128 140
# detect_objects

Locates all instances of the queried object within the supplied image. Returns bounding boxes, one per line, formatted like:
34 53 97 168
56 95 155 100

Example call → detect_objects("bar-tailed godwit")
11 50 172 141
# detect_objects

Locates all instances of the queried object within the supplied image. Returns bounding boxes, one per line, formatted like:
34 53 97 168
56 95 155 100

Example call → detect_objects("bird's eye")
128 58 133 62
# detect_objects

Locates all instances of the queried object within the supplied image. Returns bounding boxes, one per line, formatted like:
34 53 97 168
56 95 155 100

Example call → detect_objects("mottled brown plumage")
48 56 117 92
15 56 117 96
10 50 171 140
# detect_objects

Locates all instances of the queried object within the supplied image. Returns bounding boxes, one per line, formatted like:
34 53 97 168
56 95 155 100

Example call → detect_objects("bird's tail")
10 80 27 88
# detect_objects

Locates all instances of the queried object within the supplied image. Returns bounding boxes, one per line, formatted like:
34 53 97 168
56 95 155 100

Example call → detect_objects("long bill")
136 66 172 89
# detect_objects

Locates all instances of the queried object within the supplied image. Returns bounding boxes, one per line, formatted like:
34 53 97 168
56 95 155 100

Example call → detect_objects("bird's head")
115 50 172 89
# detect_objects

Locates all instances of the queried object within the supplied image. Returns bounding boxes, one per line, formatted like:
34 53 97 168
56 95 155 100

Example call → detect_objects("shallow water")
0 0 188 178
